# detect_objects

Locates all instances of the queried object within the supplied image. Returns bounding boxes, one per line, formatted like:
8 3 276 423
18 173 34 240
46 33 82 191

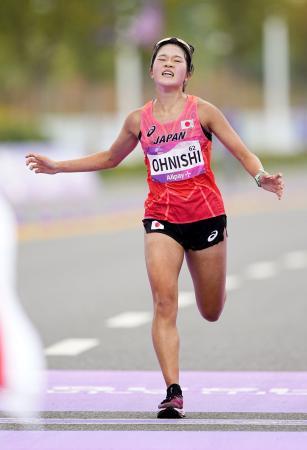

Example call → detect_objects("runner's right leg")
144 232 184 388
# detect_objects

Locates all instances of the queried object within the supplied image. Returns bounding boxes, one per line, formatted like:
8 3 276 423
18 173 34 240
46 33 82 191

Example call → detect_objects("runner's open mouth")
162 71 174 77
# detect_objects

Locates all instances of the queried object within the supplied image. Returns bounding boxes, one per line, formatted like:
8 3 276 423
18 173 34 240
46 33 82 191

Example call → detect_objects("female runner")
26 37 284 418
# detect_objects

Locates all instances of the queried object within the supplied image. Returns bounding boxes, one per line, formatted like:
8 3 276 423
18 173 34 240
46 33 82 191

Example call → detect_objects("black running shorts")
142 214 227 251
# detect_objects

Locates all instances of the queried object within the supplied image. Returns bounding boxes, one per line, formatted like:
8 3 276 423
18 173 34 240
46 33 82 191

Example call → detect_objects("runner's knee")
200 308 222 322
153 292 178 320
197 293 226 322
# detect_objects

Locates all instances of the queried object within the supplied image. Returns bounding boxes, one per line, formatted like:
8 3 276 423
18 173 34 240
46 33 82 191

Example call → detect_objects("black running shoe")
157 383 185 418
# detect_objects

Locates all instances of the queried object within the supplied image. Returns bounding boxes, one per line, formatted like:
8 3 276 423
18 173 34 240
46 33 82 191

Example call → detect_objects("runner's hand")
260 172 284 200
25 153 59 174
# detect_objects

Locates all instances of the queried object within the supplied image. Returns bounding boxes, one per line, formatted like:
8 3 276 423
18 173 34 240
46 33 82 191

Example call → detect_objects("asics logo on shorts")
207 230 218 242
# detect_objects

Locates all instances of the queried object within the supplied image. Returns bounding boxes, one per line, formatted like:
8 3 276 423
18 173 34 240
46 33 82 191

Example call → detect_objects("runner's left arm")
201 101 284 199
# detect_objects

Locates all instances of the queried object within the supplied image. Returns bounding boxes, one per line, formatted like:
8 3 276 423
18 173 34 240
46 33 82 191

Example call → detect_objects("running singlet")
140 95 225 223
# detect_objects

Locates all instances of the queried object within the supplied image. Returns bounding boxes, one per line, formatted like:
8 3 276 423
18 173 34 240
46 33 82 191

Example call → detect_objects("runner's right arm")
25 110 141 174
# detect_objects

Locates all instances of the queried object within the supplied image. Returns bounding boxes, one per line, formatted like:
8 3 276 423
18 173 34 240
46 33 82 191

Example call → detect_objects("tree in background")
0 0 306 111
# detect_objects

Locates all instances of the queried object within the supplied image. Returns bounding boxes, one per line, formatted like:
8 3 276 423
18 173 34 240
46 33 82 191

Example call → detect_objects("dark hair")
150 37 195 76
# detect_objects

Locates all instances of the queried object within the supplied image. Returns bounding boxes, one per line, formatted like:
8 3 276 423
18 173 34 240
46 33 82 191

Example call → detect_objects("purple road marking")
43 371 307 412
1 431 307 450
2 371 307 450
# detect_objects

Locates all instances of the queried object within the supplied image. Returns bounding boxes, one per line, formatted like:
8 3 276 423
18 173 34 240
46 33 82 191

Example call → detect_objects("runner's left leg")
185 230 227 321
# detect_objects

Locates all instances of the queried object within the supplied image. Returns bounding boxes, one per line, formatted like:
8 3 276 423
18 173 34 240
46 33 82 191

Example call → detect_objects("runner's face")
151 44 190 91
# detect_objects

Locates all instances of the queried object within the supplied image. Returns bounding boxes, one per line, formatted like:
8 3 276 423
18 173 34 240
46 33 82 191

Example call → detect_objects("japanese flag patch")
181 119 194 130
151 220 165 230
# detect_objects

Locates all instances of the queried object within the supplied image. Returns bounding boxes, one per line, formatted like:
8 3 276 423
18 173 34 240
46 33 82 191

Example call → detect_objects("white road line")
45 338 99 356
106 292 194 330
1 417 307 426
226 274 241 291
104 251 305 331
105 312 152 328
283 250 307 270
245 261 278 280
178 291 194 308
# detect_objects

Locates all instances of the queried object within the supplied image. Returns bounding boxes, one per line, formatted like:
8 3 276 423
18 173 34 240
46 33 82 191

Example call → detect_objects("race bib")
147 140 205 183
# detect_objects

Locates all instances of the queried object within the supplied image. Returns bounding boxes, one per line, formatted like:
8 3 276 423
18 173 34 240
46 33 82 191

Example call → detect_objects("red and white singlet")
139 95 225 223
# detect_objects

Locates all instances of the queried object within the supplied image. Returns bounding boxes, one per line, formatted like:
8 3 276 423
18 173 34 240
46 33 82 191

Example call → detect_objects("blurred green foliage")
0 0 306 100
164 0 307 82
0 0 116 90
0 107 47 141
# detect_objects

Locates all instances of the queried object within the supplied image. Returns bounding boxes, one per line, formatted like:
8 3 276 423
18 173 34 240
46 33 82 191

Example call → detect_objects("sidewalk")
3 167 306 241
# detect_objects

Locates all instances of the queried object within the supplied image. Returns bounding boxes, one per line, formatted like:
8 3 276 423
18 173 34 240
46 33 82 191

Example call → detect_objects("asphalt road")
17 171 307 372
2 169 307 446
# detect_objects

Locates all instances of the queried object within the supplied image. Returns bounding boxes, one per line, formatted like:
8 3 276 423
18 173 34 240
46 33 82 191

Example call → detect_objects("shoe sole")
157 407 185 419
